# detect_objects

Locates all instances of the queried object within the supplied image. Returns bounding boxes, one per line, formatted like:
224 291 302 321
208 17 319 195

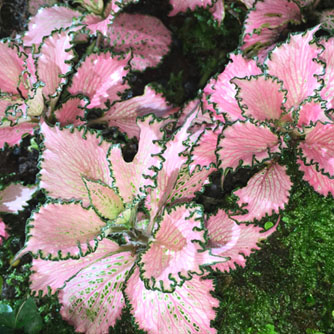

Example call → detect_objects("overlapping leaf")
0 221 9 245
54 97 86 126
126 267 219 334
168 0 215 16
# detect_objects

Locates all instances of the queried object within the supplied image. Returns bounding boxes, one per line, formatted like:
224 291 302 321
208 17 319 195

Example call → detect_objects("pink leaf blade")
60 251 135 334
139 204 206 292
107 13 172 71
217 122 281 171
168 0 215 16
39 123 112 206
68 52 130 110
126 267 219 334
206 210 277 272
296 98 329 127
232 163 292 222
54 97 86 126
0 221 9 245
28 0 58 16
20 202 105 259
0 183 36 213
30 238 120 295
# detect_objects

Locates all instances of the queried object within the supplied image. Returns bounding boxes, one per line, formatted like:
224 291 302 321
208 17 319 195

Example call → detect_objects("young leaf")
232 163 292 222
126 267 219 334
139 204 206 291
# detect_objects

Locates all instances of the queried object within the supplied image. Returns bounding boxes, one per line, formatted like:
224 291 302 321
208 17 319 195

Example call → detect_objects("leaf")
28 0 58 15
0 303 15 328
0 221 9 245
54 97 86 126
37 30 75 99
75 0 104 15
210 0 225 24
96 86 177 138
241 0 302 58
203 53 262 122
206 209 277 272
14 298 42 334
59 251 135 334
107 13 172 71
0 183 36 213
68 52 130 110
265 27 324 109
232 163 292 222
217 121 281 171
320 9 334 33
0 41 27 96
139 204 206 291
298 122 334 177
295 98 329 127
168 0 215 16
30 239 121 295
108 115 165 203
297 158 334 196
233 75 286 122
39 123 112 206
319 37 334 109
126 267 219 334
83 178 124 220
20 202 106 259
23 6 82 47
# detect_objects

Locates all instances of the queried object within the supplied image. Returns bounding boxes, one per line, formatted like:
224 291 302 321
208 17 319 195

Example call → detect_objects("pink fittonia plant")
17 109 276 333
195 27 334 221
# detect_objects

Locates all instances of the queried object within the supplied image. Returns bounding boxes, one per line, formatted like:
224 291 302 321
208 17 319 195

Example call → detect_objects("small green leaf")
0 303 15 328
264 221 274 230
15 298 43 334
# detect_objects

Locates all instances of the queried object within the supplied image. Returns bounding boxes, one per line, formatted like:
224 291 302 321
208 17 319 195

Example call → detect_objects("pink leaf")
240 0 255 8
107 13 172 71
232 75 286 121
206 210 277 272
75 0 104 15
126 267 219 334
37 30 75 98
139 204 206 291
60 251 135 334
319 38 334 109
28 0 58 16
68 52 130 110
169 0 215 16
320 9 334 33
296 98 328 127
232 163 292 222
39 123 112 206
217 121 281 171
297 158 334 196
203 53 262 122
0 120 36 149
0 41 26 95
83 12 114 36
0 183 36 213
298 122 334 177
21 202 105 259
241 0 302 58
23 6 82 47
54 97 86 126
210 0 225 24
83 178 124 220
30 238 120 295
96 86 177 138
108 116 165 203
0 221 9 244
265 27 324 109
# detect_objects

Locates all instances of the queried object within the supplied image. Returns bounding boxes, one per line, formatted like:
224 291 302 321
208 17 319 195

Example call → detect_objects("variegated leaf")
126 267 219 334
39 123 112 206
21 202 105 259
0 220 9 245
206 209 276 271
54 97 86 126
203 53 262 122
75 0 104 15
295 98 329 127
30 238 120 295
107 13 172 71
168 0 215 16
28 0 58 16
59 251 135 334
139 204 205 291
68 52 130 110
0 183 36 213
217 122 281 171
232 163 292 222
265 27 324 109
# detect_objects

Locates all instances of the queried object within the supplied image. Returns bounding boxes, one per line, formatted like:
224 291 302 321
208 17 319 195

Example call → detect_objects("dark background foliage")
1 0 334 333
